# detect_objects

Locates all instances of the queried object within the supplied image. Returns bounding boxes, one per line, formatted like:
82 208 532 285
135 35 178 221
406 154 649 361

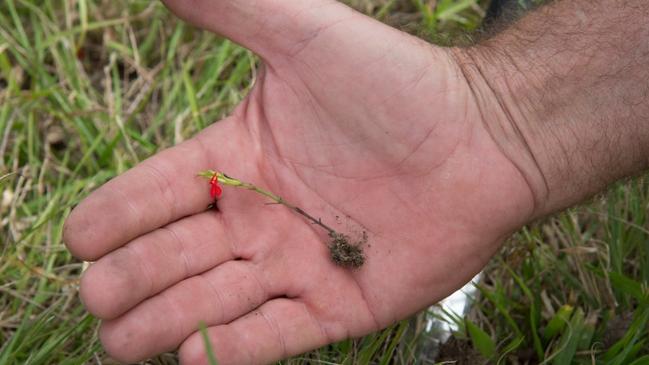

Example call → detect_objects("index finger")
64 130 217 261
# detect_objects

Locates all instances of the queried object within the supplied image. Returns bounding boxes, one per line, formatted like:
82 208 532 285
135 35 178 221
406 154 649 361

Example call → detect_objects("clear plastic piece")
415 273 482 362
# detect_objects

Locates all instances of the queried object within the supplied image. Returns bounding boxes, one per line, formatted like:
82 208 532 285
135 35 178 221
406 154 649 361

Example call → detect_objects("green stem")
199 170 337 235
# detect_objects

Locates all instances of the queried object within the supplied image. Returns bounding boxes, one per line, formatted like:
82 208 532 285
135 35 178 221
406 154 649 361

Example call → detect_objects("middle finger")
98 258 285 363
80 211 236 319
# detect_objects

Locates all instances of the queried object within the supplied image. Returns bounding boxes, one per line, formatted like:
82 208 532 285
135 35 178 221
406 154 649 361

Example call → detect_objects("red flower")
210 174 222 199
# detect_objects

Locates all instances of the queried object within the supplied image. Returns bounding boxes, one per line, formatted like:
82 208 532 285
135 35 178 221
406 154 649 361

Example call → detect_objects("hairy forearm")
453 0 649 216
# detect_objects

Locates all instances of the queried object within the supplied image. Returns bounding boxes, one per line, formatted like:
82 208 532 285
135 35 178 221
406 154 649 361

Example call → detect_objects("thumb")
160 0 355 60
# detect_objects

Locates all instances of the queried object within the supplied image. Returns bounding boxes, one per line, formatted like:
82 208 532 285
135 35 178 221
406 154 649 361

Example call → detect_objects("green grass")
1 0 648 364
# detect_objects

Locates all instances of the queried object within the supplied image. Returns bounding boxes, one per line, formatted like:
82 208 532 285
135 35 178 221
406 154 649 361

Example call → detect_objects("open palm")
64 1 535 364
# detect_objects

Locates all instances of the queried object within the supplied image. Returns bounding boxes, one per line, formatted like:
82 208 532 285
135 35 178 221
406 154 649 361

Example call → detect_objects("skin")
63 0 649 364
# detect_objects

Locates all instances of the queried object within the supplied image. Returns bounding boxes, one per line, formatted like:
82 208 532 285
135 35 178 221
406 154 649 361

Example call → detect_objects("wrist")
449 0 649 217
449 45 553 218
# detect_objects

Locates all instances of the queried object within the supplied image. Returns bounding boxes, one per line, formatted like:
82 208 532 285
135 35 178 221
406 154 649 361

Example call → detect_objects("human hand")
64 1 536 363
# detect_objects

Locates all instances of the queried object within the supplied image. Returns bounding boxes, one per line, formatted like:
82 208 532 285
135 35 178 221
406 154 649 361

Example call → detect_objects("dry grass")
1 1 647 364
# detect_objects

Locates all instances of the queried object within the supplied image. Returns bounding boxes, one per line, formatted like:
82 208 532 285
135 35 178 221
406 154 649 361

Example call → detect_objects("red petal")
214 183 223 198
210 181 223 199
210 184 218 199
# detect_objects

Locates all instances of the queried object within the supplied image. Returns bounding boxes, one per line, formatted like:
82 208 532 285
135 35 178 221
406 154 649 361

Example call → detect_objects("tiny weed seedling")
199 170 366 268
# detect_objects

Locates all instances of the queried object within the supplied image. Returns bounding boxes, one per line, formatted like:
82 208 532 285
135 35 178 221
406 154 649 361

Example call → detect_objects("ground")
1 0 648 364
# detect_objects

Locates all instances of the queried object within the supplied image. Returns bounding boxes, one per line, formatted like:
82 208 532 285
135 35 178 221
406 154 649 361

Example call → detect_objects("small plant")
199 170 366 268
